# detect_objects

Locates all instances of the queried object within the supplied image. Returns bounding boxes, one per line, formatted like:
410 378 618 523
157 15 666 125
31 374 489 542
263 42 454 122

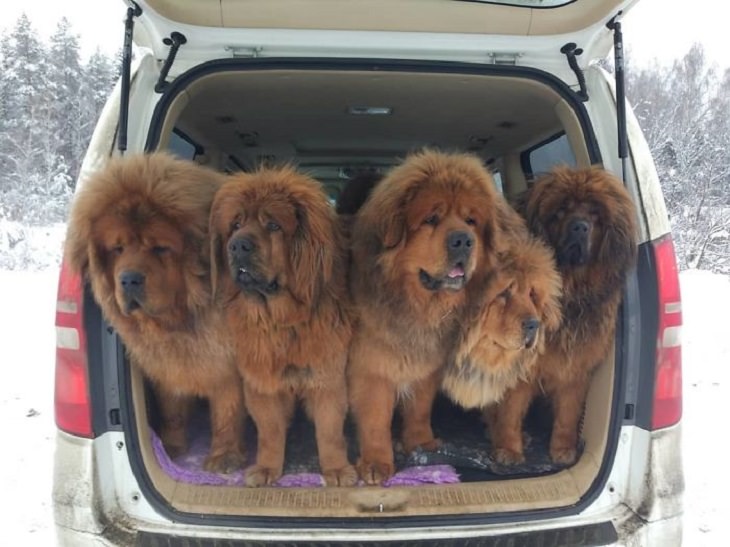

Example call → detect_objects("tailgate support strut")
155 32 188 93
118 2 141 153
608 14 628 181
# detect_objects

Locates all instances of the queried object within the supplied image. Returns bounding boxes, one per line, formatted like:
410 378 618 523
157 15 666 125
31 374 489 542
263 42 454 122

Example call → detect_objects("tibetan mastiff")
491 165 638 465
442 236 562 410
64 153 246 473
210 166 356 487
348 149 507 484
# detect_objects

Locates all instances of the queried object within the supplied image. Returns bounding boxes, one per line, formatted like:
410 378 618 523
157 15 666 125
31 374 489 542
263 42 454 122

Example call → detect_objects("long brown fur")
348 149 508 484
210 166 356 487
491 165 638 465
64 152 246 473
442 236 562 410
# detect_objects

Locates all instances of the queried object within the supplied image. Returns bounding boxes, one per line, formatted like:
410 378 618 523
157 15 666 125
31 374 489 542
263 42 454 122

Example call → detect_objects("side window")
521 133 576 179
167 129 200 160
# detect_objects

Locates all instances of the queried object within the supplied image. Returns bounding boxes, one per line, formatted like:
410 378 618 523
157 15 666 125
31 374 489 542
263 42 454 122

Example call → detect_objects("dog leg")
489 379 535 465
156 386 192 458
244 384 295 487
549 377 589 464
203 380 247 474
349 368 397 485
305 380 357 487
401 369 442 453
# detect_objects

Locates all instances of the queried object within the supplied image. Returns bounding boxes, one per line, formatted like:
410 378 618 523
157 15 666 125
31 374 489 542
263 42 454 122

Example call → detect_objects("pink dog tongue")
447 265 465 278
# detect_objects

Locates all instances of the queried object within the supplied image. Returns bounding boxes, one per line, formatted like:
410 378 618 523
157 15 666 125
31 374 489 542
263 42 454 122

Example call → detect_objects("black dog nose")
447 231 474 251
119 270 145 291
523 317 540 345
228 236 256 258
568 219 590 235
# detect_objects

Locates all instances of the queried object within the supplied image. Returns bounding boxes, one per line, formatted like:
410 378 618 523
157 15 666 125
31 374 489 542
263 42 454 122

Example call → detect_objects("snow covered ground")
0 262 727 545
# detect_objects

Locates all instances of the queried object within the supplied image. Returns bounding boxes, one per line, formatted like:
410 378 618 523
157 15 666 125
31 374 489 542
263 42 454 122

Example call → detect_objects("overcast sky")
1 0 728 69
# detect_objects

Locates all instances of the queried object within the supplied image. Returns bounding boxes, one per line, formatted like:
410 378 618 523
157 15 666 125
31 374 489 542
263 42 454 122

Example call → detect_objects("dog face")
355 151 499 309
525 166 637 274
94 212 189 319
400 185 485 293
211 167 338 322
480 244 562 355
65 153 223 330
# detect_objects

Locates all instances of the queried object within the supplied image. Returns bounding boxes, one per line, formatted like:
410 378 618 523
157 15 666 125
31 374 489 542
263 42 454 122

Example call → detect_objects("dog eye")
498 289 511 300
424 214 439 226
266 221 281 232
152 246 170 256
231 221 241 232
110 245 123 255
529 288 538 304
465 217 476 226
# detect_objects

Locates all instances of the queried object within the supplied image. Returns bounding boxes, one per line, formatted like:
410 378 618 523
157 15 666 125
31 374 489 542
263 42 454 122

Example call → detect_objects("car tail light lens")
54 259 93 437
651 234 682 430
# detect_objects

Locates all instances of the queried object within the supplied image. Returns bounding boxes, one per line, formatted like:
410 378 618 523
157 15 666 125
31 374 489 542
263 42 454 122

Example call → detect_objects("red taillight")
54 259 93 437
651 235 683 430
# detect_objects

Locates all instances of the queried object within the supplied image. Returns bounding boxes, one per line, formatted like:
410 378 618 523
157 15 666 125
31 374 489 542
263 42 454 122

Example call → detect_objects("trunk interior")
126 63 619 519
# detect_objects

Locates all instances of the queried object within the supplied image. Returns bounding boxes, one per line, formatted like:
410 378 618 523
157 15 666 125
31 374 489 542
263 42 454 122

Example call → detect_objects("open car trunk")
119 61 623 520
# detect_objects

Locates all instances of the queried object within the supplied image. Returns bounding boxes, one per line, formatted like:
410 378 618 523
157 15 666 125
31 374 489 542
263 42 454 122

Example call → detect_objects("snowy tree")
0 14 52 213
47 17 84 183
0 14 118 226
626 44 730 273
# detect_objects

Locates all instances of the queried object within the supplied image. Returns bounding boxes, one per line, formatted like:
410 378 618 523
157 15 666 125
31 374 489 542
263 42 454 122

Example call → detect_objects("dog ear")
381 212 406 249
597 208 638 291
595 175 639 292
542 283 563 333
291 196 335 307
63 223 91 278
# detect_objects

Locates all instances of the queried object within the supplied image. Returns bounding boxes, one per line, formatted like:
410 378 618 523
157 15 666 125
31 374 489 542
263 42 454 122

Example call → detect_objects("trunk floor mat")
151 395 580 486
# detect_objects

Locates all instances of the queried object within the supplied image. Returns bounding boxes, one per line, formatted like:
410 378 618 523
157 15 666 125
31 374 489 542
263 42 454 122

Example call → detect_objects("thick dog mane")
64 153 225 325
445 237 562 408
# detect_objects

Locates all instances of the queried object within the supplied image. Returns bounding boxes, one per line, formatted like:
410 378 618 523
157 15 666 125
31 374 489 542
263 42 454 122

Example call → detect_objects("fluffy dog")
442 237 562 410
64 153 246 473
491 165 638 465
210 166 356 487
347 149 507 484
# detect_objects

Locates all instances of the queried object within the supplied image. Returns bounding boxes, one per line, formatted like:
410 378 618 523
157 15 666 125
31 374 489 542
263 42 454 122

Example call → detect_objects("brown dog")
442 236 562 410
491 165 638 465
347 150 506 484
210 166 356 487
64 153 246 473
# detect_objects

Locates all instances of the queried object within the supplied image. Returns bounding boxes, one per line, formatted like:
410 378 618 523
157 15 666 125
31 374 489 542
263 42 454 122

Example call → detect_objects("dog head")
210 166 340 324
64 153 222 330
353 150 500 311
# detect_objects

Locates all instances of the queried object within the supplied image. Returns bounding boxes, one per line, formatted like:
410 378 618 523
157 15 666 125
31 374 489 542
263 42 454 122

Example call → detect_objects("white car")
53 0 683 544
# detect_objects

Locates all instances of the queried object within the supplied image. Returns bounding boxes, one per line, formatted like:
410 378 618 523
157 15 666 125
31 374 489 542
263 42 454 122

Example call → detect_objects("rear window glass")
167 130 199 160
522 133 576 178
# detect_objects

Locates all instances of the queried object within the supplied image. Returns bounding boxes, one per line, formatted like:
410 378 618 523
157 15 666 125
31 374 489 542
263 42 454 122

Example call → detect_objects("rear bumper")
53 429 683 546
55 517 682 547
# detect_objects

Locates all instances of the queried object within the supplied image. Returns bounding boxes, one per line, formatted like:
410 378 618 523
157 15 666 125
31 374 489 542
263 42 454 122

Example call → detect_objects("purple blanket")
152 431 459 488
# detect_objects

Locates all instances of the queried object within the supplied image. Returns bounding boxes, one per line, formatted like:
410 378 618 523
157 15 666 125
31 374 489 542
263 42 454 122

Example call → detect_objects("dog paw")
356 459 395 485
244 465 282 487
322 464 358 487
160 438 187 459
403 436 442 454
550 446 577 465
418 437 443 452
492 447 525 465
203 450 246 474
